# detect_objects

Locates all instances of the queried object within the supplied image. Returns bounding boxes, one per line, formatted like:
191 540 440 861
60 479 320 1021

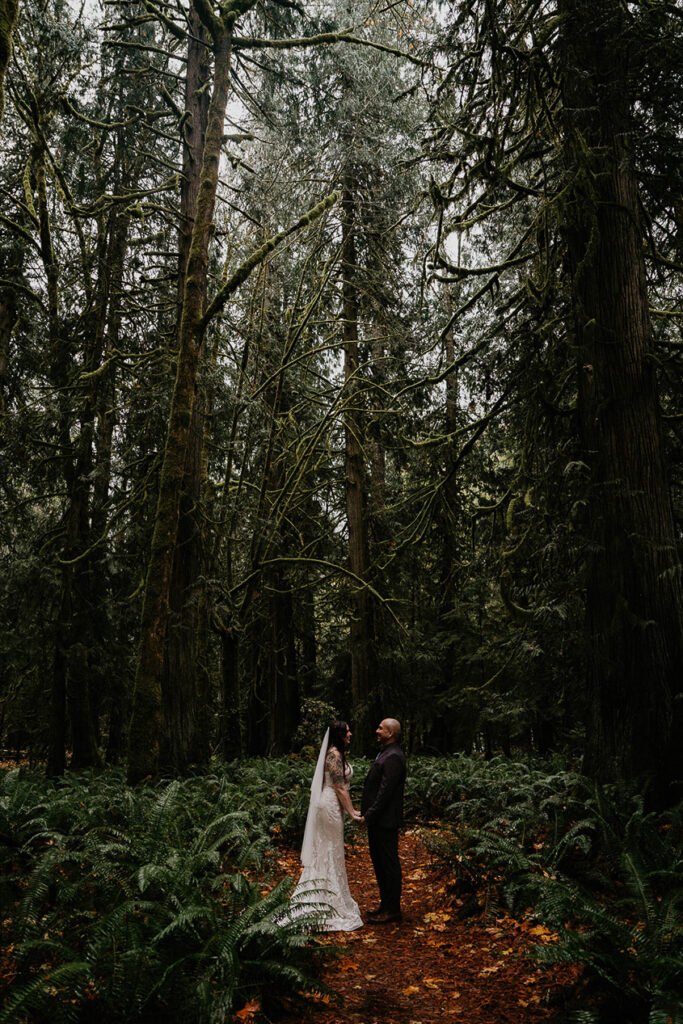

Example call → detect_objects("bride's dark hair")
327 720 349 776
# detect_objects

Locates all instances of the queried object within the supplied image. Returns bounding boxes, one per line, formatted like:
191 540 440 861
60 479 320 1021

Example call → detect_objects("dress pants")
367 826 401 913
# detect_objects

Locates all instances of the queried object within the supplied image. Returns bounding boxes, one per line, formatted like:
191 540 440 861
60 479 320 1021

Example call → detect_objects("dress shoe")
367 909 402 924
366 906 383 919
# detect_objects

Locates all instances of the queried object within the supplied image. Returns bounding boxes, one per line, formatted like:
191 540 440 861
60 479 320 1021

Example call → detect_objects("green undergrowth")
408 755 683 1024
0 765 330 1023
2 754 681 1024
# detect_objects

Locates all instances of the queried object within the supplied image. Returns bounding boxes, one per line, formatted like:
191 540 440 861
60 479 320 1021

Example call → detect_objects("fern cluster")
4 755 680 1023
407 758 683 1023
531 793 683 1024
1 767 327 1023
405 753 583 842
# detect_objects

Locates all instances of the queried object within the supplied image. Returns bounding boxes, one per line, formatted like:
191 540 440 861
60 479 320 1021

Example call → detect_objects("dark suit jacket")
361 743 406 829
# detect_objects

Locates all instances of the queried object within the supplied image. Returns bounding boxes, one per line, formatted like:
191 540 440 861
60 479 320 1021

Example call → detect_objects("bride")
288 721 363 931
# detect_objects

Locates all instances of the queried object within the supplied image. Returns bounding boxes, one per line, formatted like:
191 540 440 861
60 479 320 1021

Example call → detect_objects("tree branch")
200 190 339 331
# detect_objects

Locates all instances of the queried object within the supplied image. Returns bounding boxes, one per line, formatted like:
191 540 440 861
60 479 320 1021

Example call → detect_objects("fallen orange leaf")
235 999 261 1020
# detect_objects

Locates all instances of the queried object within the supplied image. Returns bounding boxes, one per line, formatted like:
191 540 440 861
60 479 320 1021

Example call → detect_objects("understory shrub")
3 754 681 1024
0 767 327 1023
409 758 683 1024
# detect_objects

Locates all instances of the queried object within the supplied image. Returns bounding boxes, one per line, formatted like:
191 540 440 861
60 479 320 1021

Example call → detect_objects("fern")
1 766 326 1023
0 957 92 1024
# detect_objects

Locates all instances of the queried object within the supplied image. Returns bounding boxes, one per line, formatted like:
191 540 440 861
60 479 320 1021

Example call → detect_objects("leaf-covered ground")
256 829 581 1024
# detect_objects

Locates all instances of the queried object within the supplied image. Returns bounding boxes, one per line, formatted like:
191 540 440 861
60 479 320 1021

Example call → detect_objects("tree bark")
341 179 374 747
297 580 318 697
33 138 99 773
0 0 19 122
560 0 683 803
160 7 212 775
127 23 233 783
219 626 241 759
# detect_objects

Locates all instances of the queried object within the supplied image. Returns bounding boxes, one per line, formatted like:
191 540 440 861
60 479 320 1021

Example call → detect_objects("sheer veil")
300 727 330 866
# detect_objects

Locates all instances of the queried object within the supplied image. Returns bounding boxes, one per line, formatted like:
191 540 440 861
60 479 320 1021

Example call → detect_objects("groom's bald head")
377 718 401 745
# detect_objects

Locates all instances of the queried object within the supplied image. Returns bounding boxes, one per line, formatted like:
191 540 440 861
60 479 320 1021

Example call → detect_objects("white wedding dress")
288 751 363 932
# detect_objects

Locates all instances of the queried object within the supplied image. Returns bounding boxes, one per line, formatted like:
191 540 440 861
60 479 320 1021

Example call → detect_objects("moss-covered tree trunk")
242 275 302 755
341 179 374 747
92 209 130 764
561 0 683 804
431 303 463 753
32 136 100 774
297 571 318 698
0 0 19 121
219 625 241 759
159 8 212 774
0 241 20 411
127 21 233 783
32 136 67 779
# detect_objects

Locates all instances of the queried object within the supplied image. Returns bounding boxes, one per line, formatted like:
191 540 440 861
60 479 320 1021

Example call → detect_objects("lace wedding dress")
288 751 363 932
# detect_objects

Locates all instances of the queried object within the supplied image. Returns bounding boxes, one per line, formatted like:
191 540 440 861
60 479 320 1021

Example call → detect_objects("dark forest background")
1 0 682 805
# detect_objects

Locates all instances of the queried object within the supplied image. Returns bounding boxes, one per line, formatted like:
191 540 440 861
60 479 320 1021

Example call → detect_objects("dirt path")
271 828 579 1024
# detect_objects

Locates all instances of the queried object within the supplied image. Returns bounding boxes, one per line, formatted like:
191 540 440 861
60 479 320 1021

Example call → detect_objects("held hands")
350 809 363 823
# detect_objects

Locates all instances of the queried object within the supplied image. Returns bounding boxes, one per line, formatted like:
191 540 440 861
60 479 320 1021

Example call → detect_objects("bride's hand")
350 809 362 822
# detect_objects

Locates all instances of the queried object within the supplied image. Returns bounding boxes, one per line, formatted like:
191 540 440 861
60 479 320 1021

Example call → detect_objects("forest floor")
251 828 582 1024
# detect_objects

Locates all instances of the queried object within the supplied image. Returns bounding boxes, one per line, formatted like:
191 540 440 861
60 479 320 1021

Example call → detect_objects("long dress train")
288 760 363 932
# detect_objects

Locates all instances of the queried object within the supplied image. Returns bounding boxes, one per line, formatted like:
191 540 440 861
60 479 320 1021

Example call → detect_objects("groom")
360 718 406 924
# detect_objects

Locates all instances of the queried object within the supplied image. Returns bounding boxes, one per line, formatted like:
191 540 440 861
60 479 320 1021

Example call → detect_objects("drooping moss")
0 0 19 121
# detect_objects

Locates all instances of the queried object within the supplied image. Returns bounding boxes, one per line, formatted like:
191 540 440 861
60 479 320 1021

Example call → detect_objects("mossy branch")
461 649 517 694
435 251 534 281
243 557 405 632
0 214 41 249
192 0 223 39
200 190 339 331
141 0 189 43
0 0 18 121
61 96 134 130
500 568 534 620
103 38 187 62
0 277 46 312
233 29 353 50
233 29 426 67
401 389 509 451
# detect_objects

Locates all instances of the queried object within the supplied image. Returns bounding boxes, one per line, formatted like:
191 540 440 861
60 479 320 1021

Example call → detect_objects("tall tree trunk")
66 185 135 770
160 404 205 771
34 138 67 778
430 296 463 753
561 0 683 803
341 179 374 747
160 8 212 774
127 22 233 783
268 581 299 754
297 580 318 698
219 625 241 759
368 330 386 523
48 621 67 777
34 138 99 772
87 202 130 765
38 125 130 772
0 0 19 122
0 242 20 412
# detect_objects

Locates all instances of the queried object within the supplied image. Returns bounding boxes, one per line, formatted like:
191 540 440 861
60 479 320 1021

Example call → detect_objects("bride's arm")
326 750 358 817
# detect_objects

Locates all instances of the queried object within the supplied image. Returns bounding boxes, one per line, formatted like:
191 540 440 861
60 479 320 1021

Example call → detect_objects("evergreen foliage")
409 758 683 1023
0 0 681 845
3 755 681 1021
0 766 328 1022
